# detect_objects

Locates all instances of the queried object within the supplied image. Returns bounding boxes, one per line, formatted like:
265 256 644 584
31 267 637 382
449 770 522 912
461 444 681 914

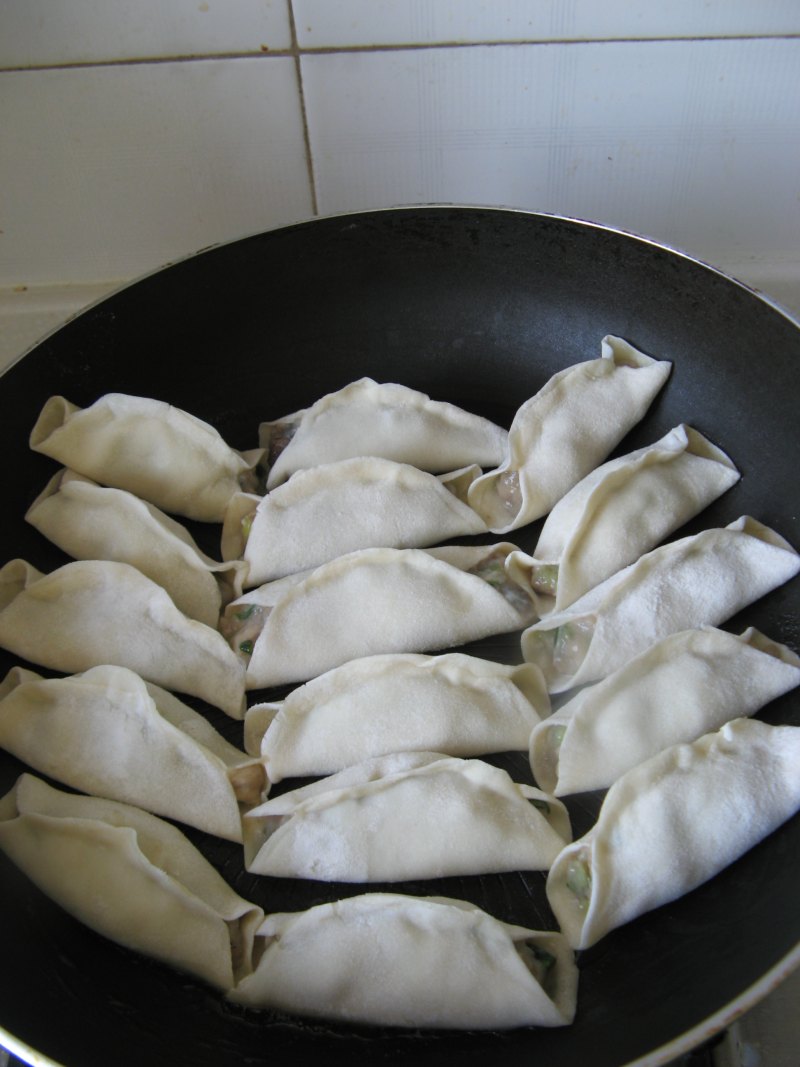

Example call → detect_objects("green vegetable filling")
551 620 595 678
531 563 559 598
240 511 255 544
565 857 592 911
235 603 259 623
468 549 533 616
518 941 558 995
531 946 556 972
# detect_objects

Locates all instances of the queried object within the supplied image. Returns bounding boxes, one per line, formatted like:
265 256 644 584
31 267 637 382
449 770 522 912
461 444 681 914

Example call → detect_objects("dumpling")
0 774 264 991
221 543 537 690
222 457 487 585
29 392 262 522
26 469 247 626
507 424 739 614
261 377 507 488
546 719 800 950
244 651 549 782
529 627 800 796
0 665 265 841
521 517 800 693
467 336 672 533
228 892 578 1029
242 752 571 881
0 559 246 717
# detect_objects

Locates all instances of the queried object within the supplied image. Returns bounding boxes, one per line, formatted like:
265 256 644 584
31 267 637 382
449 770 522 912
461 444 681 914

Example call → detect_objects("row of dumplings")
1 335 799 1032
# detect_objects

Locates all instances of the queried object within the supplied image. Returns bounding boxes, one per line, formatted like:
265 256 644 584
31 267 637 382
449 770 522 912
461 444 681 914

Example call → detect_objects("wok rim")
4 204 799 380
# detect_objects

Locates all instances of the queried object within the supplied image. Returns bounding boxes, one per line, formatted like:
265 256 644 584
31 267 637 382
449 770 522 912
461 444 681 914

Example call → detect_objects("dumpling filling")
240 508 257 546
534 724 566 792
564 852 593 913
238 466 266 496
526 619 596 687
228 762 268 807
517 941 558 998
530 563 560 599
468 549 532 615
264 420 299 469
220 603 270 664
495 470 522 517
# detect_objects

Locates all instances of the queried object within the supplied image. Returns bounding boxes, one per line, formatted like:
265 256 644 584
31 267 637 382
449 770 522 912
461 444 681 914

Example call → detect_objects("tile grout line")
288 0 319 217
0 33 799 74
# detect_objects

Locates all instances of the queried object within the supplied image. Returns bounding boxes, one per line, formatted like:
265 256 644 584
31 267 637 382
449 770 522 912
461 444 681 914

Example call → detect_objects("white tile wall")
0 57 312 287
0 0 799 346
294 0 800 47
301 37 800 283
0 0 292 67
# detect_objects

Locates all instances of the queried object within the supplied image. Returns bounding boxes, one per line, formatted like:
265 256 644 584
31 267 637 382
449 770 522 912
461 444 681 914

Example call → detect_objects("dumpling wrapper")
507 424 740 615
546 718 800 950
0 559 246 718
0 665 265 841
244 651 549 782
243 752 571 881
522 517 800 693
26 469 247 626
229 892 578 1030
530 627 800 796
222 457 487 585
261 377 507 489
0 774 264 991
29 392 262 522
467 336 672 533
222 543 537 690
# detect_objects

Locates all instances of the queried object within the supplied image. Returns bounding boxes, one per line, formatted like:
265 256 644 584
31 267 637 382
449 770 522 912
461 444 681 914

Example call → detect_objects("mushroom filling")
238 464 267 495
468 549 533 616
265 420 298 469
229 762 268 807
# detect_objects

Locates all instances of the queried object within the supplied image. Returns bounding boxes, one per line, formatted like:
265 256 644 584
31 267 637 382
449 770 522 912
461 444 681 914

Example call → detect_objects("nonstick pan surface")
0 206 798 1067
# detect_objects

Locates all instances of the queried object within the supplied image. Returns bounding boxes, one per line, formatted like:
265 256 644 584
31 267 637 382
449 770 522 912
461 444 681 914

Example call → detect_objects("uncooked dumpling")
30 392 262 522
529 627 800 795
0 558 246 717
243 752 571 881
0 774 264 991
244 651 549 781
467 336 672 533
261 377 507 488
0 665 264 840
222 543 536 690
546 719 800 950
229 892 578 1029
223 457 486 585
521 517 800 693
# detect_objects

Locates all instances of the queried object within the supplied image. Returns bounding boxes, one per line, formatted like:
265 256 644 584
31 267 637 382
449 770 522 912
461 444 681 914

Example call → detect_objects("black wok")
0 206 798 1067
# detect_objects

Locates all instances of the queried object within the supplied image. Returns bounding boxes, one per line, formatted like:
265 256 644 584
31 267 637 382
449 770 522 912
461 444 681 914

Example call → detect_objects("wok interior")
0 207 798 1067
